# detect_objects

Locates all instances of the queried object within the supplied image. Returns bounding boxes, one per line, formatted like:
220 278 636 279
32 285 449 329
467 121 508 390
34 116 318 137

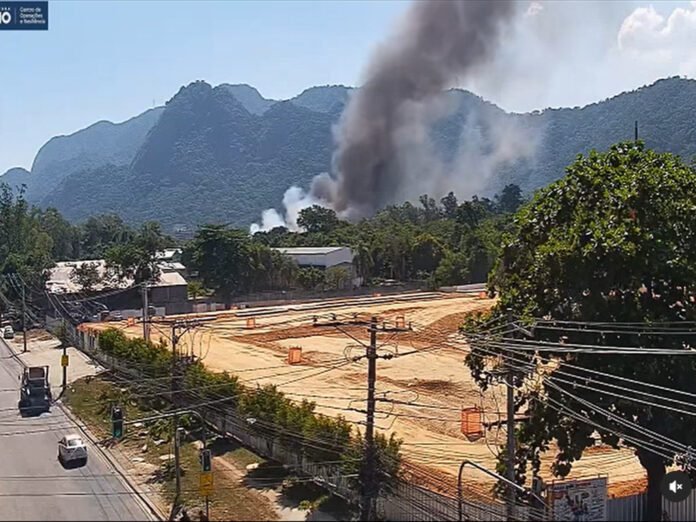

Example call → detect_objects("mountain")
0 107 164 201
0 167 31 191
290 85 353 114
219 84 276 115
6 76 696 229
42 81 335 227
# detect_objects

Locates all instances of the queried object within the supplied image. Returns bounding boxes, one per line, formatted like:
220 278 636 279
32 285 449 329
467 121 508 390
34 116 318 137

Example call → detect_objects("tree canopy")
467 142 696 519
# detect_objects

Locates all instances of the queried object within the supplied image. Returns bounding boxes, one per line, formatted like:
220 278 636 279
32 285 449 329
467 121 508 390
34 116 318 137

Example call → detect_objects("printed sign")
0 2 48 30
548 477 608 522
61 354 69 367
199 472 213 497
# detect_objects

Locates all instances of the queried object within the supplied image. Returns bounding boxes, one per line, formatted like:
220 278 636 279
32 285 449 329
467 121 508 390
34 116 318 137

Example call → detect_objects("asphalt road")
0 338 153 521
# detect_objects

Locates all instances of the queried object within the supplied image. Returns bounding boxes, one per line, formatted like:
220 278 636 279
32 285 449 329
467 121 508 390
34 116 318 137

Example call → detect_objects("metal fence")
607 492 696 522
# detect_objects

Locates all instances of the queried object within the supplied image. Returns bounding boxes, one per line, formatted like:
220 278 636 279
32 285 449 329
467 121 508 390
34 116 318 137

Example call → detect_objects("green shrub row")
98 328 401 497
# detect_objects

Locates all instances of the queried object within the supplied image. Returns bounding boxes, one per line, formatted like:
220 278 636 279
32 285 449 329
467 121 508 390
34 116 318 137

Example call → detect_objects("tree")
70 262 102 292
433 251 469 286
297 267 324 291
468 142 696 519
411 234 445 275
185 225 252 305
105 222 168 284
419 194 441 222
455 196 493 229
494 183 524 214
352 242 374 283
324 266 351 290
297 205 340 234
440 191 458 219
187 280 208 301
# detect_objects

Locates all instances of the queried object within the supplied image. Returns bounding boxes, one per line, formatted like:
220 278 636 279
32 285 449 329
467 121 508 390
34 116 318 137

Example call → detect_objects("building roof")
47 259 187 295
272 247 348 255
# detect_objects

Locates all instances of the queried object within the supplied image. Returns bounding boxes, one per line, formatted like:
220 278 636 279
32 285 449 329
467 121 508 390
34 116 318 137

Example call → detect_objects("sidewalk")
6 331 103 396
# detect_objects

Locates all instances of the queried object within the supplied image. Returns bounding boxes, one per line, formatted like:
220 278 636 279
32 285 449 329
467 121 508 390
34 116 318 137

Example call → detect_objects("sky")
1 0 695 175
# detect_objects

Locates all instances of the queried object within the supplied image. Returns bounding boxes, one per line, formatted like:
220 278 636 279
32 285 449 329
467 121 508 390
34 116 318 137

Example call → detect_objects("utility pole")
504 310 516 521
635 120 639 142
154 318 211 520
142 283 150 342
62 341 68 392
362 315 378 522
313 313 408 522
21 279 27 354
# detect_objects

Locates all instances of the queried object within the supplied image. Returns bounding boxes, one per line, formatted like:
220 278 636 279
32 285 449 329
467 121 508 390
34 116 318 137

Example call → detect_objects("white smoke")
250 185 321 233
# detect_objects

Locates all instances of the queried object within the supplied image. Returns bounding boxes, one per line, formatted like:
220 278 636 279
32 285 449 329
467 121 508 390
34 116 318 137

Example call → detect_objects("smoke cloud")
251 0 525 232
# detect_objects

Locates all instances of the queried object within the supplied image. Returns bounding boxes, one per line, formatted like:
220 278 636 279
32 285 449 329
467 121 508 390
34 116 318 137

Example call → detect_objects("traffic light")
200 448 211 472
111 406 124 439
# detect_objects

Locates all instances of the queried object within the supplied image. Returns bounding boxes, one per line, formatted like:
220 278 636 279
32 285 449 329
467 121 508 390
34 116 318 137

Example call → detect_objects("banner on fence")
548 476 608 522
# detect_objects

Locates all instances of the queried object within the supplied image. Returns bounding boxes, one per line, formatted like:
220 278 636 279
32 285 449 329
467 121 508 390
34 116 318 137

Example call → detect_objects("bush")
97 327 402 497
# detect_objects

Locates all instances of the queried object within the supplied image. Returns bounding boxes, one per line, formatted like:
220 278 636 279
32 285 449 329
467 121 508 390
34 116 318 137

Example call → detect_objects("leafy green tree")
297 205 340 234
419 194 441 222
351 242 373 283
455 196 493 229
70 262 102 292
468 142 696 519
494 183 524 214
185 225 252 305
324 266 351 290
297 267 324 291
105 222 168 284
80 214 134 258
411 233 445 275
440 191 459 219
433 251 469 286
187 280 208 300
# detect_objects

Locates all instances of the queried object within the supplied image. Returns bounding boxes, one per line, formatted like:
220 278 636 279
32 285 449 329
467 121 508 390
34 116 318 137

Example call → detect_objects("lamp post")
457 459 546 522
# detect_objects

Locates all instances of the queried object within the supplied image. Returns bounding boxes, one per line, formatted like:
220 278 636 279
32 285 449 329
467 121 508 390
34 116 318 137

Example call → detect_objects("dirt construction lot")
91 291 646 499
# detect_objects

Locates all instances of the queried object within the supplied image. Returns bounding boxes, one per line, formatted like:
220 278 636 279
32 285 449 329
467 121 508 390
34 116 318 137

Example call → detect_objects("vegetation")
465 142 696 519
97 328 402 503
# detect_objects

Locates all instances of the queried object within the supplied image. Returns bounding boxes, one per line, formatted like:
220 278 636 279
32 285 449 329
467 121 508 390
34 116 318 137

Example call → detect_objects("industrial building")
45 259 189 316
271 246 361 287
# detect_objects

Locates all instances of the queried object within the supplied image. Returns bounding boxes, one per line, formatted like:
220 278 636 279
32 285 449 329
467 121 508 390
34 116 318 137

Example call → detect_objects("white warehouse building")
271 246 361 287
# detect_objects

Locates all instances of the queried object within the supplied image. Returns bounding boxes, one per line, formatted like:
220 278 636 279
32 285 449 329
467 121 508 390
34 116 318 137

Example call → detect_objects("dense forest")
0 181 522 303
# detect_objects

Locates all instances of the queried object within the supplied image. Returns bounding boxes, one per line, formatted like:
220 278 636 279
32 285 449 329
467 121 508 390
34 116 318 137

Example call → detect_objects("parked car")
58 434 88 466
3 326 14 339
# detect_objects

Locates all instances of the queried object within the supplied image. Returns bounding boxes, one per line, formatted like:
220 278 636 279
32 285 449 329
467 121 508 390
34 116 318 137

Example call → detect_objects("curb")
2 336 165 522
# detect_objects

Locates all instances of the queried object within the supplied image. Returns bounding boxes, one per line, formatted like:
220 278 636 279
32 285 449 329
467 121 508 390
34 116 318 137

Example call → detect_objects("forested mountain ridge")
3 76 696 230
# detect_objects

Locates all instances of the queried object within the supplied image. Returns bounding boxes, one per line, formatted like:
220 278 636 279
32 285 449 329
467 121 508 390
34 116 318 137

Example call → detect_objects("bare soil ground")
90 291 647 497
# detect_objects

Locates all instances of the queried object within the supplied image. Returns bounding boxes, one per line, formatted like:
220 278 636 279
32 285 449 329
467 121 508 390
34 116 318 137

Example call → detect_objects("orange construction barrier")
461 406 483 441
127 317 136 326
245 317 256 329
288 346 302 365
478 291 487 299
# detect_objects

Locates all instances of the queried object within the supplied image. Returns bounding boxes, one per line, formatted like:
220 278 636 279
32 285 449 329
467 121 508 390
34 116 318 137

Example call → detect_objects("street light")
457 459 546 522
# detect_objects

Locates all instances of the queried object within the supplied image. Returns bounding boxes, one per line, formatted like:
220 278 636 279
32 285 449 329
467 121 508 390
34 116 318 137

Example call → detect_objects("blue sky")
1 0 694 174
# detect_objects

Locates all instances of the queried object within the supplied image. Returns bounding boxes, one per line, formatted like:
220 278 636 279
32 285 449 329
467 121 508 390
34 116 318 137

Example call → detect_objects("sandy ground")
89 292 647 498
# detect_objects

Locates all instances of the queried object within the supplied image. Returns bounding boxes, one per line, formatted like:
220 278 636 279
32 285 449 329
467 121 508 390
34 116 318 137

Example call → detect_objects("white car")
58 434 88 465
3 326 14 339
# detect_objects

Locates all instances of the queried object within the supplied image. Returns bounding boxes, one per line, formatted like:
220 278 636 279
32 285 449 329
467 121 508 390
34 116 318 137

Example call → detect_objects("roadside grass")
64 376 279 521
